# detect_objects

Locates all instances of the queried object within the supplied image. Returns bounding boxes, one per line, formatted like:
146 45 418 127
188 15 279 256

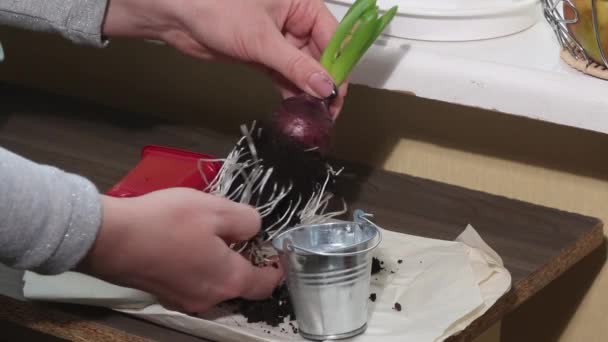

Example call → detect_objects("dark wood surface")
0 84 604 342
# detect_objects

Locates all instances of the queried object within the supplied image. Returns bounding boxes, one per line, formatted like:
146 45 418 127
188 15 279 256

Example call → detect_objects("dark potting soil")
230 283 296 327
231 122 339 232
225 266 396 331
372 257 405 275
371 257 384 274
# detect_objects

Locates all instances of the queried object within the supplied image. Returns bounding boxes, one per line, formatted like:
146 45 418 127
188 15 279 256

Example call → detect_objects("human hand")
101 0 348 118
77 188 283 313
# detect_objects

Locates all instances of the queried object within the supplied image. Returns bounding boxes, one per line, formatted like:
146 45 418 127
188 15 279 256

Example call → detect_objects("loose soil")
371 257 384 274
229 283 296 328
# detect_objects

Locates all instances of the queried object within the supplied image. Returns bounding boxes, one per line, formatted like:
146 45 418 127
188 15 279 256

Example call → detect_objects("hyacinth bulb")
270 93 334 155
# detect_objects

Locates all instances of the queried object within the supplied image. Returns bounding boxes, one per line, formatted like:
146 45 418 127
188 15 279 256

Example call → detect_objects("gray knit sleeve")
0 0 109 47
0 147 102 275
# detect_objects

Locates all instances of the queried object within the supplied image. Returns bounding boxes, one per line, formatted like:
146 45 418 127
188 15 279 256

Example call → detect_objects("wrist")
102 0 183 40
76 195 131 281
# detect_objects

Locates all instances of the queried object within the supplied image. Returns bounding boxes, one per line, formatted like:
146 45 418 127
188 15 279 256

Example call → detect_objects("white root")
197 123 348 260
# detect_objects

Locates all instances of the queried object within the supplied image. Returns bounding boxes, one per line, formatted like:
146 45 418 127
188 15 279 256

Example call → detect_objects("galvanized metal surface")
272 211 381 340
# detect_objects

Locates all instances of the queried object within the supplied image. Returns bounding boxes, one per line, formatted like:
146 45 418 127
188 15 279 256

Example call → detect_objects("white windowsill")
327 5 608 135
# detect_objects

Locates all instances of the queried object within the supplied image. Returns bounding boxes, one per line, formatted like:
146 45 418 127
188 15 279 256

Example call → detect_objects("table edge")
447 219 605 341
0 295 152 342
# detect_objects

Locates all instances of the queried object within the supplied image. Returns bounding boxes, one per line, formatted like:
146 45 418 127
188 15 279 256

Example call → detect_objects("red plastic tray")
105 145 222 197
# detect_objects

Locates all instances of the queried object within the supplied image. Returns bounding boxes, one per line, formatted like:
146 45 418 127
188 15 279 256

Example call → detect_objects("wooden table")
0 84 604 342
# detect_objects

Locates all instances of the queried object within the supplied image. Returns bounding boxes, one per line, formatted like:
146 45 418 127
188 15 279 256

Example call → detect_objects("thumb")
256 30 336 99
241 265 284 300
227 251 284 300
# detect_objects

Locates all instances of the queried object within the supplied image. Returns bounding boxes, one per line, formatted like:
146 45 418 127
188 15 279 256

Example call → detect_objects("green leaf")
319 1 398 86
343 0 369 19
330 7 380 85
320 0 376 71
362 6 398 53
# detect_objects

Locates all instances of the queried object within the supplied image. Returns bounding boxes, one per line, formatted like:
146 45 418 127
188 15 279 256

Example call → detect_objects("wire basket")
542 0 608 78
541 0 608 79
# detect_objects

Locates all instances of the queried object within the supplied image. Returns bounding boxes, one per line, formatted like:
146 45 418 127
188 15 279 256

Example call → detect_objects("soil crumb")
371 257 384 274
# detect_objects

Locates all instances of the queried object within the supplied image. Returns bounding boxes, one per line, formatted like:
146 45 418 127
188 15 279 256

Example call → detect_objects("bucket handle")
288 210 383 257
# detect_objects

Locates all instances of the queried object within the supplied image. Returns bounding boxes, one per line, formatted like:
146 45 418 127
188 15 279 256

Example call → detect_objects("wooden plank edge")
446 219 605 342
0 295 152 342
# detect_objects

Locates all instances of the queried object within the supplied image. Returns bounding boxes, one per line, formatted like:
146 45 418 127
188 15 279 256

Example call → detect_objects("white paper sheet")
23 224 511 342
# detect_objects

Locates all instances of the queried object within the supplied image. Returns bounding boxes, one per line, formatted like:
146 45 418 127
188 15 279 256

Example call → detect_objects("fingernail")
327 84 338 101
308 72 336 98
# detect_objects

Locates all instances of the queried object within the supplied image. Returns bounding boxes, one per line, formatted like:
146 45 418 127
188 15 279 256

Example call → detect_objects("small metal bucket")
272 209 382 340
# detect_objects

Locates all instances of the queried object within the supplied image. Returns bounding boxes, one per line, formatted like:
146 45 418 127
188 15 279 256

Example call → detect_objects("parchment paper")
23 224 511 342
